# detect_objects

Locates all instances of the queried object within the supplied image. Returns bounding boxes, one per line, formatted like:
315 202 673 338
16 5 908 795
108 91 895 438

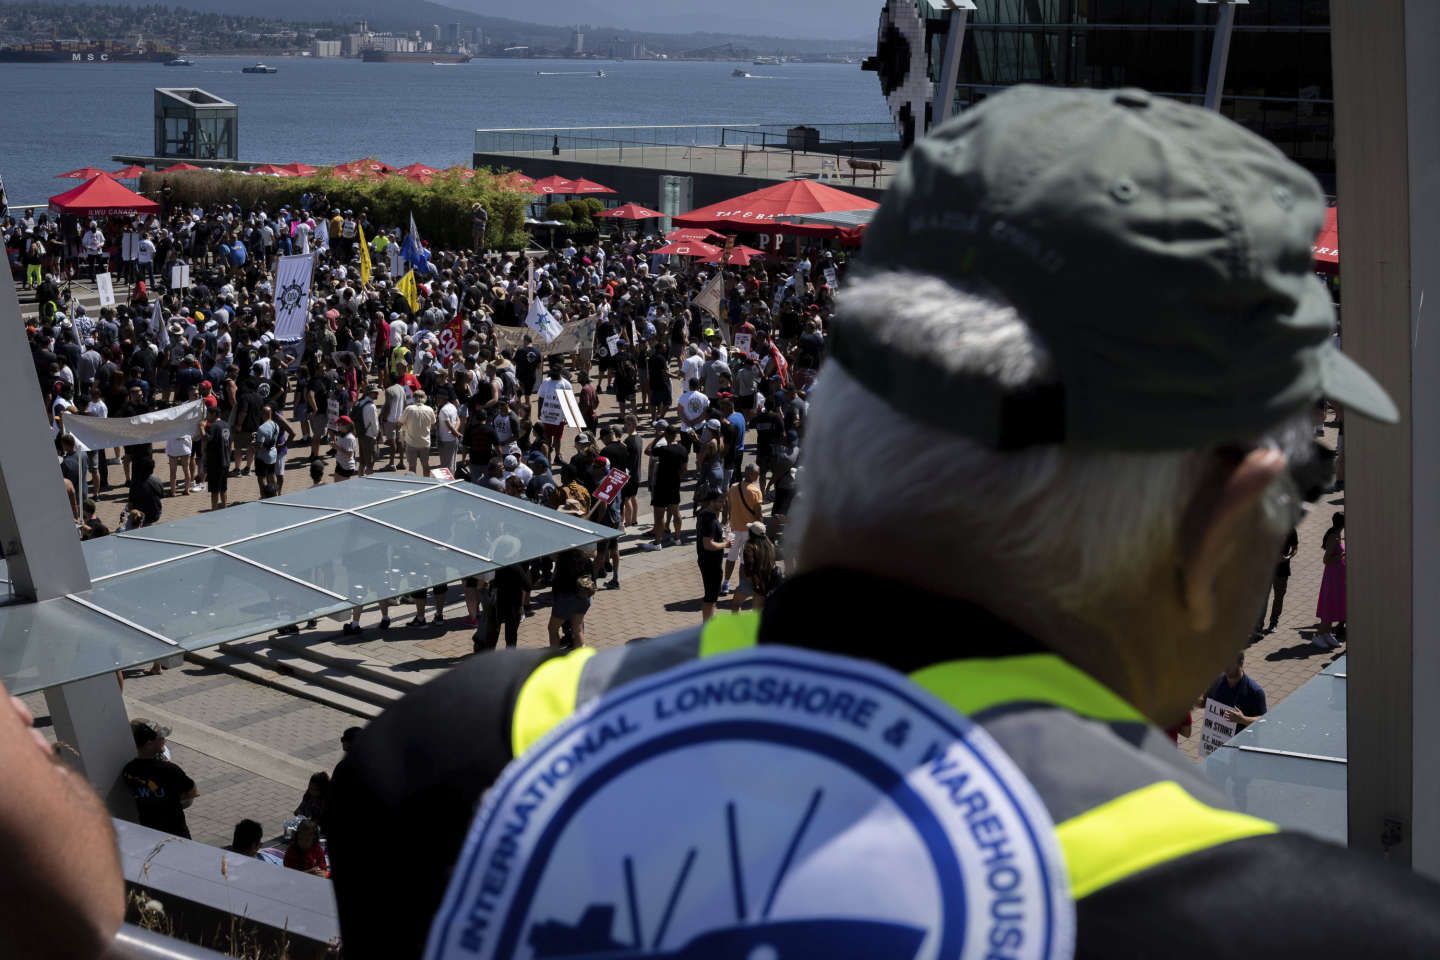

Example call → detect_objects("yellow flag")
397 270 419 313
358 222 372 286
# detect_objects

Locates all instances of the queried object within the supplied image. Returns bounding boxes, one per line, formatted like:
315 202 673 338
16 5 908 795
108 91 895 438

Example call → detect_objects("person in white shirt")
80 222 106 279
536 364 573 451
436 393 462 473
680 345 705 388
137 233 157 287
502 454 533 486
389 316 409 349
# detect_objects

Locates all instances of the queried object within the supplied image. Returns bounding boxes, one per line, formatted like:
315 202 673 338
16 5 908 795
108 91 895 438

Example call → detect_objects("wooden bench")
847 157 883 186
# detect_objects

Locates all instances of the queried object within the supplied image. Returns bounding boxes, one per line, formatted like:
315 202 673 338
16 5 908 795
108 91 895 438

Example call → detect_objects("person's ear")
1177 447 1287 633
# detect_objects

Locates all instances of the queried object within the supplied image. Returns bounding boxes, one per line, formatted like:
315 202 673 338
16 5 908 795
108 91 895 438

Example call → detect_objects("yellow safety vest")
511 613 1277 902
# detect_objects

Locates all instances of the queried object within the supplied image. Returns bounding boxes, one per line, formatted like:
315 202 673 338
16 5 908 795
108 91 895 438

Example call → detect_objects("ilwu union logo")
426 646 1075 960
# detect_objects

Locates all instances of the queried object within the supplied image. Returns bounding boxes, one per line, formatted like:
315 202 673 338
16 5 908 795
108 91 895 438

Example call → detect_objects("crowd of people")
19 191 830 645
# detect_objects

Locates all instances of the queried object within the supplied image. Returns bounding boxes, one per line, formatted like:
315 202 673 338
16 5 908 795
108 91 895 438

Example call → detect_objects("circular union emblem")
426 646 1075 960
277 280 306 313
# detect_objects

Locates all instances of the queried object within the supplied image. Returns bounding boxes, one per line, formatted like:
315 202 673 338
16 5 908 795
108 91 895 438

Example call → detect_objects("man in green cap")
328 86 1439 958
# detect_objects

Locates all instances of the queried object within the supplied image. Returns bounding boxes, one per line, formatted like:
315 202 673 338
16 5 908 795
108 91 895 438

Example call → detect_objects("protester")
694 486 729 621
1314 512 1347 649
1204 652 1268 729
122 719 197 838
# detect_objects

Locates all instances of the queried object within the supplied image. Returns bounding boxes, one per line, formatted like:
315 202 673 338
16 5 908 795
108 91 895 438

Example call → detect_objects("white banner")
95 273 116 308
492 315 598 357
273 253 314 343
122 232 140 262
65 399 204 453
170 263 190 291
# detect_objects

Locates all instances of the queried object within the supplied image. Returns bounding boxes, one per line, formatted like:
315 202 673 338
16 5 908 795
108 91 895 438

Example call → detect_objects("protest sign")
431 467 455 482
593 469 629 505
170 263 190 291
95 272 115 307
1200 698 1238 756
733 333 752 356
606 334 622 357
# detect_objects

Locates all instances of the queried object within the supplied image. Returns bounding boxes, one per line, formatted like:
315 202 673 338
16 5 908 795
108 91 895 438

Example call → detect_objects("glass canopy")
1 477 614 695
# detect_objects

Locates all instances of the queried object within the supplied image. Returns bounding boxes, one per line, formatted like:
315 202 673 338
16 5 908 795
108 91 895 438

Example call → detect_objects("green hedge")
138 167 531 251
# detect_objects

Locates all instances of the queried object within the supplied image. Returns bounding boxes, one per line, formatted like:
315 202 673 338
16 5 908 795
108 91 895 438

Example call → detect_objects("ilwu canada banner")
273 253 314 342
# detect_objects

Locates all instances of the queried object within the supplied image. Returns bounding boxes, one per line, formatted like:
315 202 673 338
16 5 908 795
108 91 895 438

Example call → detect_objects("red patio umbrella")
666 227 726 243
49 174 159 217
337 157 394 174
250 164 297 177
110 165 147 179
159 162 203 173
501 171 533 186
57 167 109 179
569 178 617 195
651 240 724 259
675 179 878 237
402 170 435 184
1313 206 1339 273
395 163 440 177
703 244 767 266
533 175 578 195
595 202 665 220
283 162 319 176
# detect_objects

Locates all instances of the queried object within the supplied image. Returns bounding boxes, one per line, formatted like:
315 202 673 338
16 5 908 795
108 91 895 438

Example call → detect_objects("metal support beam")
932 3 974 130
46 674 137 818
1200 0 1245 111
0 229 132 808
0 263 91 599
1332 0 1440 877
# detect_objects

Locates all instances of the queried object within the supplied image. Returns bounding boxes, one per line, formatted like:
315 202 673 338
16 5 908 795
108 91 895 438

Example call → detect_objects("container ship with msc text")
0 40 174 63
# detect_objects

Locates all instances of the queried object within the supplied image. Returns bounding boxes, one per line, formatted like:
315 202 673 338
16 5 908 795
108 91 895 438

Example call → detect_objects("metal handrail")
104 924 232 960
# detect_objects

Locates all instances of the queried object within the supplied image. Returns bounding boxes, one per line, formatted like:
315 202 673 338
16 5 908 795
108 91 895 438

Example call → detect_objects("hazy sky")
456 0 884 41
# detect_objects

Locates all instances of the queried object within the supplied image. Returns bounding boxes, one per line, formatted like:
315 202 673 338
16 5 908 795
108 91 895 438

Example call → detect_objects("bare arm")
0 690 124 958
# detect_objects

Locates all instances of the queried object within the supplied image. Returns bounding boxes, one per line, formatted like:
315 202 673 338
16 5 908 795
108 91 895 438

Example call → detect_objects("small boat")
242 63 278 74
732 69 751 78
596 70 606 78
165 57 194 67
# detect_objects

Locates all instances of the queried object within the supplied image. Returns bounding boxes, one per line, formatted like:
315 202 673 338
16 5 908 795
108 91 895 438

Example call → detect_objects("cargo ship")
0 39 174 63
362 50 470 64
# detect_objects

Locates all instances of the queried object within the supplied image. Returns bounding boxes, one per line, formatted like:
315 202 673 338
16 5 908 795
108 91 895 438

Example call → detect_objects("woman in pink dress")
1314 512 1346 649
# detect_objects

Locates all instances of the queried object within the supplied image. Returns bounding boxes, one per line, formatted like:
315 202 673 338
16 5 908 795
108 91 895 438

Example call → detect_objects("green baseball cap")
834 85 1397 450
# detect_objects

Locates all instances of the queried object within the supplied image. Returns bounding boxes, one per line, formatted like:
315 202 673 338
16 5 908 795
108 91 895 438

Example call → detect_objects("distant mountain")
442 0 877 42
0 0 876 46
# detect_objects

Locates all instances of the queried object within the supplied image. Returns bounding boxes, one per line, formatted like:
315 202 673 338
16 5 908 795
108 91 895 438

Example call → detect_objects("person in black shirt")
121 720 197 838
482 563 532 652
203 406 231 510
751 402 786 497
126 457 165 526
647 340 672 418
514 338 542 414
695 487 729 621
641 425 687 550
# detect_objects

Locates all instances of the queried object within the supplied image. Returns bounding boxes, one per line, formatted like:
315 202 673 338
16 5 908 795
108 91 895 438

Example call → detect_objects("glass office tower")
869 1 1334 186
961 1 1333 181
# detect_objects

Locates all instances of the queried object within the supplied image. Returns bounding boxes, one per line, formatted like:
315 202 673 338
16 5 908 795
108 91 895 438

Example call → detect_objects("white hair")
789 272 1310 628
